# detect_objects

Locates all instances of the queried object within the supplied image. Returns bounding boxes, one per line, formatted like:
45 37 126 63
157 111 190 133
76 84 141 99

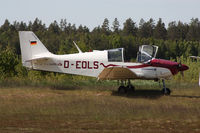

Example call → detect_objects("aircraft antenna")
73 41 83 53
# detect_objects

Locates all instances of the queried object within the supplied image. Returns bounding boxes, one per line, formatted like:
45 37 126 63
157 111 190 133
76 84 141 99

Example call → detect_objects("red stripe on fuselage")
100 58 188 76
127 64 150 68
100 63 150 68
100 59 180 75
100 63 118 68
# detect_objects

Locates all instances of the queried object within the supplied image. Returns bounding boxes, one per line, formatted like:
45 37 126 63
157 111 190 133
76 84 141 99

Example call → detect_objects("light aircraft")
19 31 189 95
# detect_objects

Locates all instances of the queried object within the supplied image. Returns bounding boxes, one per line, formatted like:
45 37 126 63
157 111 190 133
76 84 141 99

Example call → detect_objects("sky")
0 0 200 30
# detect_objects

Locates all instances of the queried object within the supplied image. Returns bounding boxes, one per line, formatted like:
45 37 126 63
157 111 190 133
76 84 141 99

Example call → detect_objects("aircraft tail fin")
19 31 51 68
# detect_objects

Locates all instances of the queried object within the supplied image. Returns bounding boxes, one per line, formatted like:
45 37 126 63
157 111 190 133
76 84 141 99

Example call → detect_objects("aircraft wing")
98 67 138 80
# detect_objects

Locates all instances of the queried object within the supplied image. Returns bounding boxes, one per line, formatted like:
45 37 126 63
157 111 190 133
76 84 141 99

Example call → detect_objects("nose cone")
179 64 189 71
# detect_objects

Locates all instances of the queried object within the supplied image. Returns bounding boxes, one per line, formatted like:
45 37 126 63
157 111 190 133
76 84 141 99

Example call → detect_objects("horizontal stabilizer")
25 56 50 62
25 52 54 62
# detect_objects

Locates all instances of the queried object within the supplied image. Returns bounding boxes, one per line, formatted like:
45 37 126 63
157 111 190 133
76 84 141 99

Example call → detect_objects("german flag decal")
30 41 37 45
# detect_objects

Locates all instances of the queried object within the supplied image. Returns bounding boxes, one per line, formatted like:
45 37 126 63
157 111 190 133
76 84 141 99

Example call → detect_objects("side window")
108 48 124 62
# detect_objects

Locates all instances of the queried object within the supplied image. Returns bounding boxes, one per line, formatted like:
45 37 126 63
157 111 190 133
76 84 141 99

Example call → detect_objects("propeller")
178 58 184 77
178 57 182 67
180 71 184 77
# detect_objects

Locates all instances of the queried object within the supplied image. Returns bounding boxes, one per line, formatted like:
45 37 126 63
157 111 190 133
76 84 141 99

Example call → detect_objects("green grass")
0 83 200 133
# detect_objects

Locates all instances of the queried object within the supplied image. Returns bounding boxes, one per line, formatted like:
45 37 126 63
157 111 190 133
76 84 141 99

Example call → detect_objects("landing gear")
161 79 171 95
117 79 135 93
162 88 171 95
118 86 127 93
127 79 135 92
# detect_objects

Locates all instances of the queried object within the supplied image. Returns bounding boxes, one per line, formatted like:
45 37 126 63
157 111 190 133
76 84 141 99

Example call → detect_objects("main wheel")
118 86 127 93
127 85 135 92
162 88 171 95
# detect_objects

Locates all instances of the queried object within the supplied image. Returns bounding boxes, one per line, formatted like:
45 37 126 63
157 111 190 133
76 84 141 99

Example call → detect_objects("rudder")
19 31 50 68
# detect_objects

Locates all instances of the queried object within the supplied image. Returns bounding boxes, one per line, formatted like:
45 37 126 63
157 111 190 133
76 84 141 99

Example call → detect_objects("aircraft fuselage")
31 51 188 80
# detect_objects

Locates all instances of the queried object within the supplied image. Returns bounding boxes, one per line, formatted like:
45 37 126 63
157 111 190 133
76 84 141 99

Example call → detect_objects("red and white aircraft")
19 31 189 95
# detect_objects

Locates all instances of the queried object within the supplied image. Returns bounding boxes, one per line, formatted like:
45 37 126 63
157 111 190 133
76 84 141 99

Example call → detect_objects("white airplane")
19 31 189 95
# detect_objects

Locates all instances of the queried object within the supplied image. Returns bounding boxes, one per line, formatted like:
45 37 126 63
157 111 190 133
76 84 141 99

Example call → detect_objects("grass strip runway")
0 86 200 133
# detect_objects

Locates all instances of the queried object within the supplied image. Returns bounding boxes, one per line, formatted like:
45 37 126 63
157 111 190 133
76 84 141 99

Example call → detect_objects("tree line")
0 18 199 82
1 18 200 58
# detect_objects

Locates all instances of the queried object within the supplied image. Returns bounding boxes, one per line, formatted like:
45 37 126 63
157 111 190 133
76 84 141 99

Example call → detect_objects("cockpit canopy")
95 45 158 63
107 48 124 62
137 45 158 63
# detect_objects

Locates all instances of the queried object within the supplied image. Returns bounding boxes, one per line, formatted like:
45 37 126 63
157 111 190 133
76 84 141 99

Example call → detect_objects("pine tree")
0 19 10 31
177 21 188 40
153 18 167 40
32 18 46 32
167 21 178 40
112 18 120 33
101 18 110 34
187 18 200 41
48 20 60 34
122 18 137 36
138 18 155 38
60 19 67 31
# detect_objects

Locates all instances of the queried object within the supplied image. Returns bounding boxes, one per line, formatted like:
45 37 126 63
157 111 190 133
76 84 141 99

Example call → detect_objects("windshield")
143 45 154 57
137 52 152 63
137 45 158 63
108 48 124 62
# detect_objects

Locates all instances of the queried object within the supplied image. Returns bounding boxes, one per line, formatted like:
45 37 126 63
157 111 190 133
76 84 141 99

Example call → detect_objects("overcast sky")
0 0 200 30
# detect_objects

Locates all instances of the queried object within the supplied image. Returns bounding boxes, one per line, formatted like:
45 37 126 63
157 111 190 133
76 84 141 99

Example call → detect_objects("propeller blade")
178 63 182 68
179 58 182 68
180 71 184 77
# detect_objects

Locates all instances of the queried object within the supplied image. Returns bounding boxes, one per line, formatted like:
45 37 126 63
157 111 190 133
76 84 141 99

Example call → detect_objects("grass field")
0 82 200 133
